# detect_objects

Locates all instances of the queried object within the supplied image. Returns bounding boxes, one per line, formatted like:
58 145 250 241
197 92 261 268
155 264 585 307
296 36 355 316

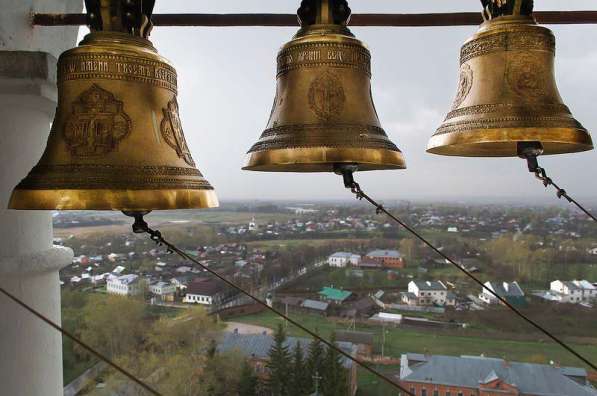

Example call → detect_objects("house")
107 274 142 296
183 278 227 305
364 249 405 269
403 281 450 306
551 280 597 303
399 353 597 396
149 281 176 302
479 281 526 306
300 299 329 315
318 286 353 304
340 296 378 318
328 252 361 268
217 332 358 395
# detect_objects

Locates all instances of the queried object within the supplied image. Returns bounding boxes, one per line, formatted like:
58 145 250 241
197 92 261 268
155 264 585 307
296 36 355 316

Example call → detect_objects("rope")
342 172 597 372
0 286 162 396
130 215 415 396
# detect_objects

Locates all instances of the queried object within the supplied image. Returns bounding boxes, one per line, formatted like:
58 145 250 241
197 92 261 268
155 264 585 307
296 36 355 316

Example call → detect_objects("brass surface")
243 0 405 172
428 15 593 157
9 32 218 210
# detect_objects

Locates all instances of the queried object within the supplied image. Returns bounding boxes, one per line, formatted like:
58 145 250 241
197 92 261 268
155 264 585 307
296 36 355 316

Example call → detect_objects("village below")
56 201 597 396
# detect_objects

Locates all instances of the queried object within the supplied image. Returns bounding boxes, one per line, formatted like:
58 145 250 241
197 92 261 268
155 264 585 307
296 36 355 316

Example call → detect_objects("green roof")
318 287 352 302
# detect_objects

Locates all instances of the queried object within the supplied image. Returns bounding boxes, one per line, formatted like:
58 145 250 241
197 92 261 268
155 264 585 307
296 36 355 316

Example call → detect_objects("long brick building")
398 353 597 396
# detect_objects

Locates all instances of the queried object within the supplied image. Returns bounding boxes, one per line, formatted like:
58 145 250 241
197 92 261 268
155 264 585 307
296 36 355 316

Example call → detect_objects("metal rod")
31 11 597 27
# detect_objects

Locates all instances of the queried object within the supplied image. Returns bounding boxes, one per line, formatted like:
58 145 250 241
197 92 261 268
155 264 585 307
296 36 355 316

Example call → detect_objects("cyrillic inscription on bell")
243 0 405 172
9 1 217 211
428 0 593 157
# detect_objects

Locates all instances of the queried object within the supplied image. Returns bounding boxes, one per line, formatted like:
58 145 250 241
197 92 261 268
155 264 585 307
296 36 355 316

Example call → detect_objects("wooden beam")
31 11 597 28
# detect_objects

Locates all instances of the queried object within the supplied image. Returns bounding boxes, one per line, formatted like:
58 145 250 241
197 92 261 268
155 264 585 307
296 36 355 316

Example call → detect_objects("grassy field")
231 311 597 371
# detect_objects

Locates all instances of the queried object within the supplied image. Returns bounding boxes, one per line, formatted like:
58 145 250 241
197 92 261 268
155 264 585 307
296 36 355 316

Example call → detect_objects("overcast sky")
81 1 597 202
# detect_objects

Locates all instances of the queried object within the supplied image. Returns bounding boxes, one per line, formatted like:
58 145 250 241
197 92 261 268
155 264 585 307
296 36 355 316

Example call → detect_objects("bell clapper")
517 141 544 173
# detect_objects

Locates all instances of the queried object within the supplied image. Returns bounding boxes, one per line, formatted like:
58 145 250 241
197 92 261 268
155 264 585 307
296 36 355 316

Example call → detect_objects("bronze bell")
428 0 593 157
243 0 405 172
9 0 218 210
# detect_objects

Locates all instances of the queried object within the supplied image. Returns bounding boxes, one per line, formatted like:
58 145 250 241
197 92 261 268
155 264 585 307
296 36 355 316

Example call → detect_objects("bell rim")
243 147 406 173
426 127 594 157
8 188 219 211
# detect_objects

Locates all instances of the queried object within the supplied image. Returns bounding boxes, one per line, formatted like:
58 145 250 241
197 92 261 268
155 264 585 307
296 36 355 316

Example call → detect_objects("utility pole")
381 321 386 359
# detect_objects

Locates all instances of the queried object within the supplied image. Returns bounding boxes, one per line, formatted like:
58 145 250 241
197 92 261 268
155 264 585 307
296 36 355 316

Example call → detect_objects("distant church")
248 216 258 232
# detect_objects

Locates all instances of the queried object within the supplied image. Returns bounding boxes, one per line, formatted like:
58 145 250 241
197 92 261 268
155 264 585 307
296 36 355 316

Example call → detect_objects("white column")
0 1 82 395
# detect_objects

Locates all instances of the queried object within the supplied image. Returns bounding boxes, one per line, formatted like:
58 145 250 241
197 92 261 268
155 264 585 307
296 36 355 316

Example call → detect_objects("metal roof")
301 299 329 311
412 280 447 291
400 354 596 396
318 287 352 302
366 249 402 258
484 281 525 297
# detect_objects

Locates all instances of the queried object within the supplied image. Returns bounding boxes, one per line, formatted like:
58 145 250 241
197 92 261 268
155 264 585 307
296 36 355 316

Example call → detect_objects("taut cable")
123 211 415 396
0 286 162 395
336 166 597 372
518 142 597 223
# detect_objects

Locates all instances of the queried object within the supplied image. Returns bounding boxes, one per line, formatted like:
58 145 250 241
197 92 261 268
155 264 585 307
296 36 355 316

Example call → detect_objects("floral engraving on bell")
308 71 346 122
161 96 196 167
64 84 132 158
507 54 547 101
452 64 473 109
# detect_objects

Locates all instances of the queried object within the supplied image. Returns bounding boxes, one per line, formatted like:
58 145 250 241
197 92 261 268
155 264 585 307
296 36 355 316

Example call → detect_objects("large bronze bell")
9 0 218 210
428 0 593 157
243 0 405 172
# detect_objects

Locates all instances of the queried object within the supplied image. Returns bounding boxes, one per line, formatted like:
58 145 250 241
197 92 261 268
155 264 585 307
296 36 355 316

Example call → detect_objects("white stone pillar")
0 1 82 395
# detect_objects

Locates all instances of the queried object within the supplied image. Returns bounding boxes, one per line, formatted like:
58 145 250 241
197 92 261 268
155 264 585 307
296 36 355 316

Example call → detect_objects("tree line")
239 324 350 396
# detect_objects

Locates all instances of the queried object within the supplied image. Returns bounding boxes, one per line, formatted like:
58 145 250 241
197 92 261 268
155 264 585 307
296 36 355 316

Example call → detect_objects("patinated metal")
428 0 593 157
243 0 405 172
9 0 218 210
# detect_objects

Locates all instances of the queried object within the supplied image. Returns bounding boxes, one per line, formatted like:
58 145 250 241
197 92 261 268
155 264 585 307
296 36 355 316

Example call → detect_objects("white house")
328 252 361 268
149 281 176 302
404 281 449 306
550 280 597 303
183 279 224 305
479 281 525 305
107 274 142 296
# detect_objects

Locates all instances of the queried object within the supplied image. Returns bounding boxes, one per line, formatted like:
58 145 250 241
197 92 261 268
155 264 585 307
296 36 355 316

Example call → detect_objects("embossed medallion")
161 97 196 167
308 72 346 121
64 84 132 158
507 53 547 100
452 64 473 109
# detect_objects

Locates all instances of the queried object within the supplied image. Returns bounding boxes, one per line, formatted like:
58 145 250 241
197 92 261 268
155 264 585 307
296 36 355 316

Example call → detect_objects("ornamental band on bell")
161 96 196 167
63 84 132 158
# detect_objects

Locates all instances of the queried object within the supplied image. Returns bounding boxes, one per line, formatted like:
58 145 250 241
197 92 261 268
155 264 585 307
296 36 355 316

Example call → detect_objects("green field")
232 311 597 371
